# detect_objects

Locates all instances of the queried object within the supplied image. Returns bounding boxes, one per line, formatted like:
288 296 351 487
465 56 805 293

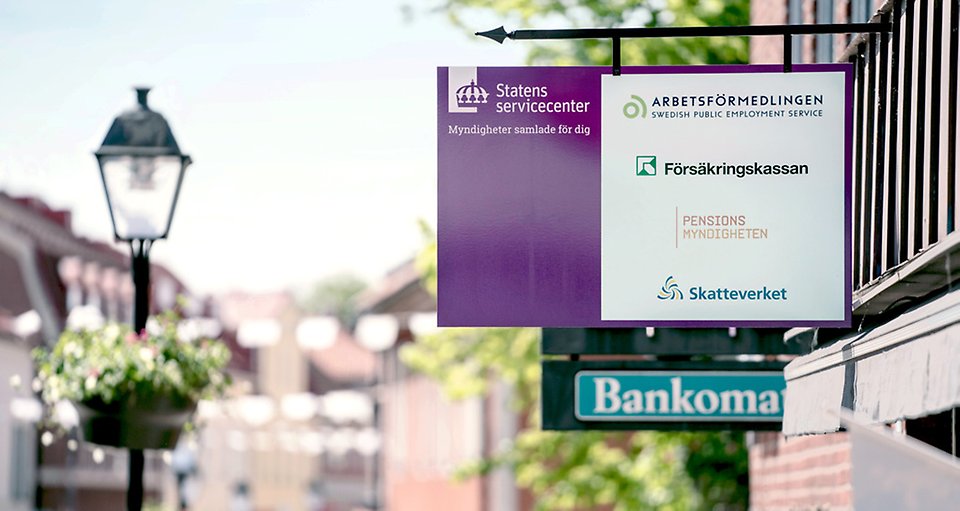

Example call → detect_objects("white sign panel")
601 71 848 324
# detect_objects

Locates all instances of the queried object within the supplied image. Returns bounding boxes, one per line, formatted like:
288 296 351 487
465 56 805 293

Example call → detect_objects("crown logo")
456 79 489 108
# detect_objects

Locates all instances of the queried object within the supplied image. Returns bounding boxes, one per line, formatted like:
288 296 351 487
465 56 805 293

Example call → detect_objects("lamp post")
354 314 398 511
94 87 192 511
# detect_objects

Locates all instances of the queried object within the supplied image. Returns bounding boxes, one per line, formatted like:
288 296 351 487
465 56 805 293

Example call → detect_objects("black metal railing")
845 0 959 297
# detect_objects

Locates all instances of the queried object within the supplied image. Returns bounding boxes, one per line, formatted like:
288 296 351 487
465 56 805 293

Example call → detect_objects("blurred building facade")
750 1 960 509
168 261 526 511
303 317 377 510
356 261 523 511
0 193 185 510
180 292 316 511
176 291 381 511
0 325 38 511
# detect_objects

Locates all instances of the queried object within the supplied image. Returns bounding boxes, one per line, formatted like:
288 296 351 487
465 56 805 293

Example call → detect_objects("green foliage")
299 273 367 328
427 0 749 66
462 430 706 511
33 311 231 409
415 219 438 298
401 326 540 405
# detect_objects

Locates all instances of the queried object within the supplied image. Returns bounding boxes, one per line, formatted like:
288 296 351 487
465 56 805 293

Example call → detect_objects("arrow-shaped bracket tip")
476 26 510 44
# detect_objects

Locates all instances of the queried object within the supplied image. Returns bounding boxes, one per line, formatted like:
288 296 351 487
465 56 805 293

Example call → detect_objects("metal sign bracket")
477 22 892 74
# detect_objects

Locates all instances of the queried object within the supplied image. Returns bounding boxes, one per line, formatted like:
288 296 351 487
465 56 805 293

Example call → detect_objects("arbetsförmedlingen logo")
636 155 657 176
657 275 683 300
623 95 648 119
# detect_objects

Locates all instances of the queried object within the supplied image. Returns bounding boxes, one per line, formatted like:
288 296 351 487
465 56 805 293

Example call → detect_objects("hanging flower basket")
76 393 196 450
34 311 230 449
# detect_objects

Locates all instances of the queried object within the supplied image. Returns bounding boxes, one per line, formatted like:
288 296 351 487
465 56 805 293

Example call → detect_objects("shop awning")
842 410 960 508
783 288 960 436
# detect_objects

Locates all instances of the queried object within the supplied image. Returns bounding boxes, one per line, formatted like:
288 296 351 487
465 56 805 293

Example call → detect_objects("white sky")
0 0 524 295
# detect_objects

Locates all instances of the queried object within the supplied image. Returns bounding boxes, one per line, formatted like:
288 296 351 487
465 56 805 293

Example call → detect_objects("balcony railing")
845 0 959 318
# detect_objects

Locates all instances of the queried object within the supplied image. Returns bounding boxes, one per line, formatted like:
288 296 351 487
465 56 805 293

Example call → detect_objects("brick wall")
749 432 852 511
753 0 875 64
834 0 851 61
802 0 817 62
750 0 787 62
752 0 851 64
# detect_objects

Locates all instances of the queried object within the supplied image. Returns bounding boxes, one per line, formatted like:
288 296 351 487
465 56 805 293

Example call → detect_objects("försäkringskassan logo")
657 276 683 300
636 155 657 176
634 155 810 179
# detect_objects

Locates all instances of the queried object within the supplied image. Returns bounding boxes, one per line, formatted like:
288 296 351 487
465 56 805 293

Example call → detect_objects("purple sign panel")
438 65 852 328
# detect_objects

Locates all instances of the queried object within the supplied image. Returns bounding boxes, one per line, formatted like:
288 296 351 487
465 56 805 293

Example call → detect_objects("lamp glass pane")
100 155 183 239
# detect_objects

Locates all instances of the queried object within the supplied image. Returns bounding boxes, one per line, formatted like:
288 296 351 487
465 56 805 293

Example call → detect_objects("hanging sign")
575 370 785 422
541 360 786 430
438 65 851 328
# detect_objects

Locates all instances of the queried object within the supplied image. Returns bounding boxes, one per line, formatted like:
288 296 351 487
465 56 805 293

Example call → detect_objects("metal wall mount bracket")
477 22 893 74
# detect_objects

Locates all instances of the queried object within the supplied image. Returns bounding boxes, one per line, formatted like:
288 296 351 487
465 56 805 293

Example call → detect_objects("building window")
850 0 872 23
788 0 804 63
816 0 835 62
906 408 959 458
9 423 32 502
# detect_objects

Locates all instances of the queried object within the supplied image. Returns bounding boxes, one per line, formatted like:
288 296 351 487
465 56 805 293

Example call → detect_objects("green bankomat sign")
576 371 785 422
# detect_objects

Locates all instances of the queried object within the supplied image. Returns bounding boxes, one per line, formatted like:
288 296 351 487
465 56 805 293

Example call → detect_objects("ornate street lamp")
94 87 191 511
96 87 191 243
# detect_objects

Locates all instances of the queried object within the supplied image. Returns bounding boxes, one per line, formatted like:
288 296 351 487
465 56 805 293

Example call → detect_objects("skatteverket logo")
656 276 789 302
657 275 682 300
